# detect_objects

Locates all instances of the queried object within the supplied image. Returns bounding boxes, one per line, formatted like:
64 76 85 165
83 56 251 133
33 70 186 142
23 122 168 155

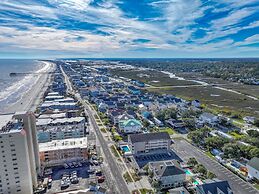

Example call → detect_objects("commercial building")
37 117 86 143
148 160 186 189
128 132 171 155
0 112 40 194
39 137 88 167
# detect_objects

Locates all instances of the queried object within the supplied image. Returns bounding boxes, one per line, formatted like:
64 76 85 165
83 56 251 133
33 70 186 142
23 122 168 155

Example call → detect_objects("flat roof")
0 114 13 129
0 114 23 134
37 117 85 126
39 137 88 152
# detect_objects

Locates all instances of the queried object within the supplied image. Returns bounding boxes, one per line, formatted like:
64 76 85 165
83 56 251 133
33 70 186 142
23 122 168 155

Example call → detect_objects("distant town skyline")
0 0 259 58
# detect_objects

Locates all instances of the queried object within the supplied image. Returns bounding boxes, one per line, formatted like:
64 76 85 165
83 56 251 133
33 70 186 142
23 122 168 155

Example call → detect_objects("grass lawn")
159 127 175 135
139 188 154 194
205 151 215 159
100 127 107 133
110 145 120 158
123 172 134 183
229 131 246 139
254 183 259 190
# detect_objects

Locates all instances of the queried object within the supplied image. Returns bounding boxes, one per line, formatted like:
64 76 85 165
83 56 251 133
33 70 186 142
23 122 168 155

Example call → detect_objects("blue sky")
0 0 258 58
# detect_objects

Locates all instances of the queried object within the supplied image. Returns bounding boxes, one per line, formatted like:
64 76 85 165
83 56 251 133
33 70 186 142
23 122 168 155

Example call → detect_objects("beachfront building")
148 160 186 189
40 97 78 111
0 112 40 194
39 137 88 167
119 118 142 134
36 117 86 143
128 132 171 155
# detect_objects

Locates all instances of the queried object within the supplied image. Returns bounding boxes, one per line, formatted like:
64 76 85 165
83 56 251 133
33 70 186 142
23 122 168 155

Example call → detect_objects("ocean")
0 59 44 110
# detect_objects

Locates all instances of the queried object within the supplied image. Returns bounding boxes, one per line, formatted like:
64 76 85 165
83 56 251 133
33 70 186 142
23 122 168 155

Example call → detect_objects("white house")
119 119 142 134
247 157 259 180
191 100 201 108
198 112 219 126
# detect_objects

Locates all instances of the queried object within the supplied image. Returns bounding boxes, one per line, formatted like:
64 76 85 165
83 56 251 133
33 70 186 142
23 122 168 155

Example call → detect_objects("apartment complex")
0 112 40 194
37 117 86 143
39 137 88 167
128 132 171 155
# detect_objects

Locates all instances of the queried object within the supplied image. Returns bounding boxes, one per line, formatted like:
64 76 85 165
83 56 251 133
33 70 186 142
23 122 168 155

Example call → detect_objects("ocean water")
0 59 43 110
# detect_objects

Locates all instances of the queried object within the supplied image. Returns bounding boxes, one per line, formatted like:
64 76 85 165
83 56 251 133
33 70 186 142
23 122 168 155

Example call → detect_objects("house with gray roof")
148 160 186 189
196 179 233 194
247 157 259 180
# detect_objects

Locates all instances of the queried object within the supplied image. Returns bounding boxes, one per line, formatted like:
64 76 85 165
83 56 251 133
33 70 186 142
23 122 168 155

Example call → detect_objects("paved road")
61 65 130 194
172 139 259 194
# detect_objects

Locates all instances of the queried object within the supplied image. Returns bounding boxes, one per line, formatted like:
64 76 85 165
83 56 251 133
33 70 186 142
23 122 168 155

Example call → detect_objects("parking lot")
45 161 107 193
133 150 183 168
172 139 259 194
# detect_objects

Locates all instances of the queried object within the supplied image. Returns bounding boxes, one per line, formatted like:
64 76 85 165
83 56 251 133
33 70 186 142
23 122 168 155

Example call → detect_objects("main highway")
61 64 130 194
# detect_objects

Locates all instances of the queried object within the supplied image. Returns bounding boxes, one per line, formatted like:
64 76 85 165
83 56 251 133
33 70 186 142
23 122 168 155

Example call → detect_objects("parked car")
98 176 105 183
95 170 102 176
88 169 95 173
93 160 99 165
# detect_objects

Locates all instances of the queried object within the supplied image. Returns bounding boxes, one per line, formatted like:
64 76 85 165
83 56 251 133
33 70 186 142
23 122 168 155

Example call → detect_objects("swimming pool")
185 169 192 175
193 180 199 185
121 146 130 152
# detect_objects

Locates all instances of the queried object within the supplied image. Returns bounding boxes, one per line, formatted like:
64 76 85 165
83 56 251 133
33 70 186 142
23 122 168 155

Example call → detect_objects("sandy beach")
1 61 55 113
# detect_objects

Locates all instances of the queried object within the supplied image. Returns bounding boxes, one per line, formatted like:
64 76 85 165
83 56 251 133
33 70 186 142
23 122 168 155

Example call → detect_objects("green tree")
223 143 241 159
207 171 216 179
194 164 207 175
187 157 198 167
254 120 259 128
249 147 259 158
247 130 259 138
188 130 204 145
205 136 229 150
142 120 150 128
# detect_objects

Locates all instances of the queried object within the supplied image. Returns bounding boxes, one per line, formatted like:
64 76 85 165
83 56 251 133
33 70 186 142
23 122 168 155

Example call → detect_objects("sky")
0 0 258 58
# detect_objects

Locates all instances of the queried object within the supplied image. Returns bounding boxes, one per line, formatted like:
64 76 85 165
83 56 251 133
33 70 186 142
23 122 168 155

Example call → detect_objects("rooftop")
129 132 170 143
37 117 85 126
247 157 259 171
0 114 23 134
149 160 185 177
196 179 232 194
39 137 88 152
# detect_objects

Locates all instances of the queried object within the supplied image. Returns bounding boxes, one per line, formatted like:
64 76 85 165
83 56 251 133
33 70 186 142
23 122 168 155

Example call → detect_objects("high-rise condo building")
0 112 40 194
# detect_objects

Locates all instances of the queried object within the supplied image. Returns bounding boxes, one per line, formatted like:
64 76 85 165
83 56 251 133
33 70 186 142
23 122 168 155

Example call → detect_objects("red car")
97 176 105 183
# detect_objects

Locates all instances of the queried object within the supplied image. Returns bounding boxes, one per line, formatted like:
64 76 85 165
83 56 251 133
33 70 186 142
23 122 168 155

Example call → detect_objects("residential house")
128 86 141 95
247 157 259 180
128 132 171 155
168 187 190 194
191 100 201 108
98 102 108 113
243 116 256 124
148 160 186 189
109 109 125 124
196 179 233 194
198 112 219 126
119 119 142 134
